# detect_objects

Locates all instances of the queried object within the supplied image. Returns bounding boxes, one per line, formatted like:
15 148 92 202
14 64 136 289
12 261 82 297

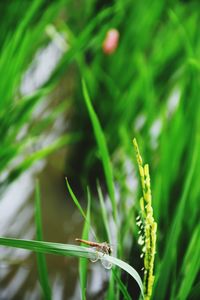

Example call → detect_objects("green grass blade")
190 282 200 300
66 178 86 219
66 176 98 242
97 181 111 243
112 268 132 300
0 237 97 258
106 256 144 298
0 237 143 297
176 224 200 300
154 137 199 299
82 79 117 220
106 274 115 300
79 188 91 300
35 181 44 242
35 181 51 300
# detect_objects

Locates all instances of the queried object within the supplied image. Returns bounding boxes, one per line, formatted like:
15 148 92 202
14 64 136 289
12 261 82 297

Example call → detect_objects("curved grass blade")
66 178 86 219
104 255 144 298
82 79 117 221
0 237 143 297
66 179 98 241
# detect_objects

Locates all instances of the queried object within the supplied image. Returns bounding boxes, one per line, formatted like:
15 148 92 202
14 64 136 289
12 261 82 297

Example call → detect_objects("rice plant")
0 0 200 299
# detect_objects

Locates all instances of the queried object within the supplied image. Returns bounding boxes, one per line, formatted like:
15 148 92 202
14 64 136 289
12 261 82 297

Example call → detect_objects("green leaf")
66 178 86 220
66 180 98 242
97 181 111 243
189 282 200 300
82 79 117 221
153 137 199 299
176 224 200 300
0 237 144 297
112 268 132 300
79 188 91 300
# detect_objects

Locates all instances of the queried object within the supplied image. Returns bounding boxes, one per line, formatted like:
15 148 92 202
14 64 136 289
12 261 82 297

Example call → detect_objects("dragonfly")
75 238 113 270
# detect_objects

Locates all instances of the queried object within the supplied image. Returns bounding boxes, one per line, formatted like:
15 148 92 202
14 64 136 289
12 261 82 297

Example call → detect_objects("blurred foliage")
47 0 200 187
53 1 199 298
0 0 200 299
0 0 78 188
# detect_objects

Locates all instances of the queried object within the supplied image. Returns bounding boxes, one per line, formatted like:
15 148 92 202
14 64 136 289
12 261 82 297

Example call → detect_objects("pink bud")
102 28 119 55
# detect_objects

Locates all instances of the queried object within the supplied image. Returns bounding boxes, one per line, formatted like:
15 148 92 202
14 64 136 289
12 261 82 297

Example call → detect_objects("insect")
75 238 113 269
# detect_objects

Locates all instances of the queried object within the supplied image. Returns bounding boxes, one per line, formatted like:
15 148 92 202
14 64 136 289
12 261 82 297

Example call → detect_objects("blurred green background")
0 0 199 299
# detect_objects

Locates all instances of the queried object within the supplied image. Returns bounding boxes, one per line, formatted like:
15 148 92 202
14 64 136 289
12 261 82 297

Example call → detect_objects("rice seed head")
133 138 157 300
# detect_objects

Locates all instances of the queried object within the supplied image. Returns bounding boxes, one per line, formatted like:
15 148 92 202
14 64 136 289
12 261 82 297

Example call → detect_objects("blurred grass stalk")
35 181 51 300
